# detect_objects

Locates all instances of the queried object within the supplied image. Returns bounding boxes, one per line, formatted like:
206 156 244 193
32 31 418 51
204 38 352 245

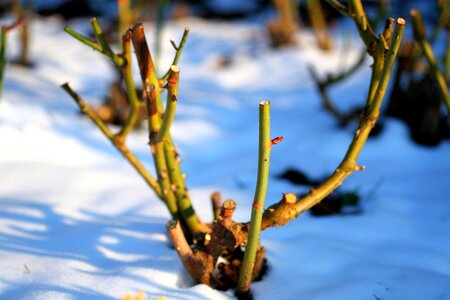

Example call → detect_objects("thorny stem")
144 84 179 218
130 23 164 114
410 9 450 112
158 67 208 233
327 0 378 52
91 18 113 58
237 101 273 294
299 19 405 215
348 0 377 48
130 23 206 234
131 25 179 217
367 19 406 113
61 83 163 199
90 18 125 67
156 65 179 143
158 65 209 231
64 26 103 53
367 55 384 105
64 22 125 67
160 27 190 83
327 0 387 107
117 32 140 139
367 19 394 105
261 18 406 229
159 69 208 234
65 23 138 140
164 136 209 234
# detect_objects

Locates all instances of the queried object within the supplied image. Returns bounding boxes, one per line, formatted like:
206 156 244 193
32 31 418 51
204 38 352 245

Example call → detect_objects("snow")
1 13 450 300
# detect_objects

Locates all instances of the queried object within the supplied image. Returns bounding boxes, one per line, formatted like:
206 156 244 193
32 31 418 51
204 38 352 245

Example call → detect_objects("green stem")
156 64 201 229
145 84 179 218
64 26 103 53
237 101 272 294
156 65 179 143
158 65 207 233
297 18 406 216
156 65 180 143
260 18 406 230
130 23 164 114
90 18 125 67
411 9 450 112
163 137 207 233
117 32 140 139
160 27 190 83
61 83 163 200
348 0 377 47
367 55 384 104
64 22 125 67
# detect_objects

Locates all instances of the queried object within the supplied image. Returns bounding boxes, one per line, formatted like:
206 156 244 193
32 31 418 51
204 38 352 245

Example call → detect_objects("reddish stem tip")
271 136 284 145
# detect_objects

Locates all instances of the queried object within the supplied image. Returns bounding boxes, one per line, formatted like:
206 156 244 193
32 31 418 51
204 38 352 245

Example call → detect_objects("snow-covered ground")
1 14 450 300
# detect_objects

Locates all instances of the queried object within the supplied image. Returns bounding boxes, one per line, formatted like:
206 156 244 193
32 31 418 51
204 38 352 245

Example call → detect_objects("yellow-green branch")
160 27 190 83
61 83 163 199
261 18 406 230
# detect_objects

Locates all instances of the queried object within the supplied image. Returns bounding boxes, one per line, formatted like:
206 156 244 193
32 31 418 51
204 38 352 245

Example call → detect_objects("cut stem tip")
283 193 297 204
396 18 406 26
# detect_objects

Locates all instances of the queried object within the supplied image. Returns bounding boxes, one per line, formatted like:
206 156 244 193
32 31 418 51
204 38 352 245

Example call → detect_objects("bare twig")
61 83 163 199
160 27 190 83
309 50 367 124
261 18 406 229
130 24 207 233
